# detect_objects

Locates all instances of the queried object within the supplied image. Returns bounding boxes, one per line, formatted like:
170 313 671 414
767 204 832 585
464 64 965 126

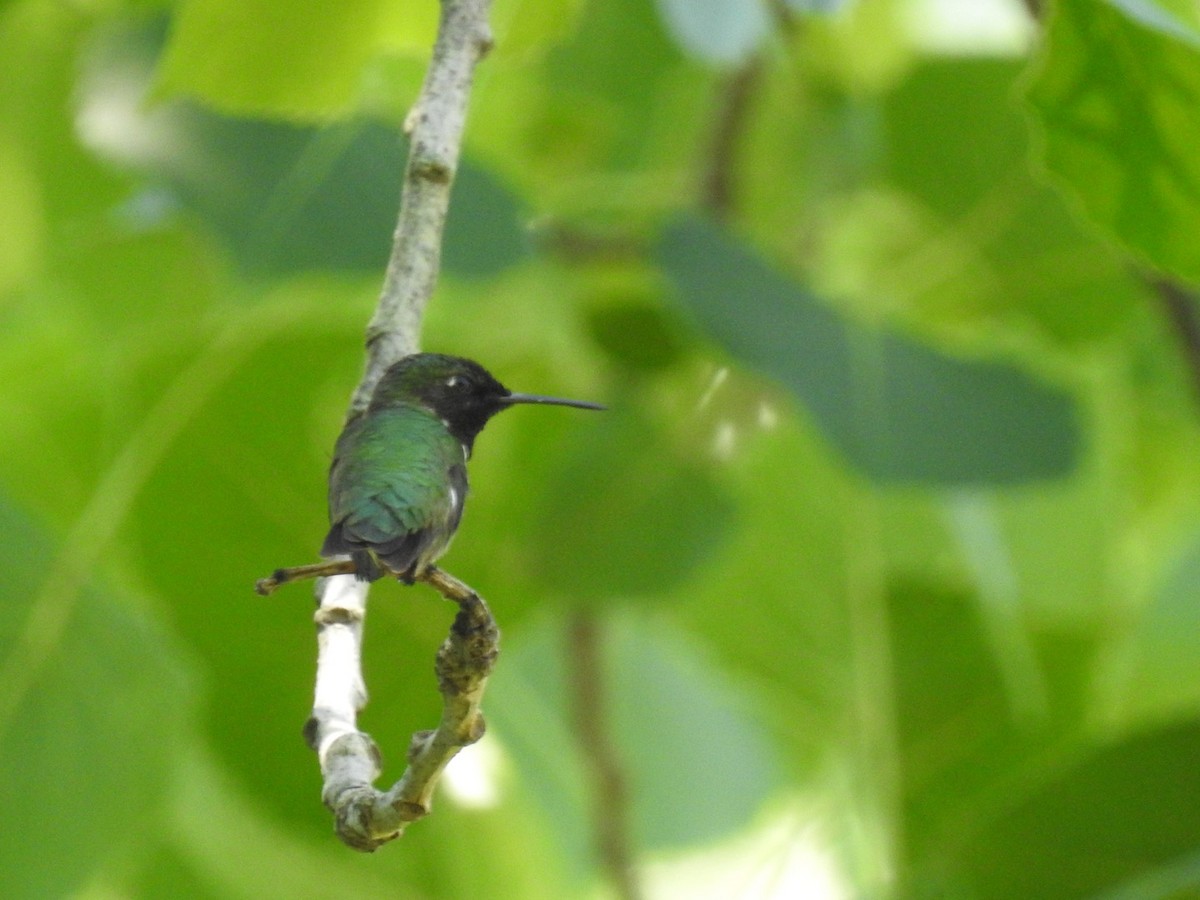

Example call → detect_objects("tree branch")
302 0 496 851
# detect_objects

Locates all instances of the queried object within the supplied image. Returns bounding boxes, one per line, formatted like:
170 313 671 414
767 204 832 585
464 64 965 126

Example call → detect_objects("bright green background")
3 0 1200 897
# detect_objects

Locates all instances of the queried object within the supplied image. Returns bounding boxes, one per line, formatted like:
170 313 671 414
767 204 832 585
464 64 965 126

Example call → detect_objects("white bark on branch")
306 0 496 852
309 568 498 851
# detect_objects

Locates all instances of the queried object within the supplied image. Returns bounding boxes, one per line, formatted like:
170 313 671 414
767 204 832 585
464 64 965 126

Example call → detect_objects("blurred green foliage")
2 0 1200 897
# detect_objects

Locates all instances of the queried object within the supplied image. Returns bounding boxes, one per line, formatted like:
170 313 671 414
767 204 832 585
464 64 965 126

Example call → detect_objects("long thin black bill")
503 392 606 411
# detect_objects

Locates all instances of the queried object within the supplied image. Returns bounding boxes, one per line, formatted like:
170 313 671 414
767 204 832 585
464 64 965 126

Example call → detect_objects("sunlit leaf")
491 0 584 58
874 59 1138 345
1115 527 1200 726
0 140 42 295
156 0 438 119
1027 0 1200 280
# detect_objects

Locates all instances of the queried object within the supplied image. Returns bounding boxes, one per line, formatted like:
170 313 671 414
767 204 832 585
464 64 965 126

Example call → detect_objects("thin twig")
255 559 357 595
566 610 643 900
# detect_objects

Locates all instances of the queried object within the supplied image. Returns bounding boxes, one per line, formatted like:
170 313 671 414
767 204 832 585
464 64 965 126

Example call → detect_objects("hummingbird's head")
370 353 603 449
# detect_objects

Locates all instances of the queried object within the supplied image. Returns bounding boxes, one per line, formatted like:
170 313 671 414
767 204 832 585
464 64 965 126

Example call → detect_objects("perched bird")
321 353 603 582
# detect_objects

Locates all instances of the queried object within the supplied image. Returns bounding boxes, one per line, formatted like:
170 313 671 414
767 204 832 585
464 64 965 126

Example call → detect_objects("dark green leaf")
0 500 194 899
528 406 735 601
585 301 688 373
661 216 1081 485
145 111 527 278
84 24 528 278
936 719 1200 898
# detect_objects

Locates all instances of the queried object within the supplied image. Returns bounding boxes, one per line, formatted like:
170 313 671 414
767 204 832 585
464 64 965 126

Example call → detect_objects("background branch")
305 0 497 851
567 610 643 900
1145 274 1200 405
701 60 762 221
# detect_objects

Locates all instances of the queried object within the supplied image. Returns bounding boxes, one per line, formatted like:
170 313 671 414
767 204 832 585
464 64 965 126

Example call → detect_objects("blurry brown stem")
1146 274 1200 405
702 60 762 221
567 610 643 900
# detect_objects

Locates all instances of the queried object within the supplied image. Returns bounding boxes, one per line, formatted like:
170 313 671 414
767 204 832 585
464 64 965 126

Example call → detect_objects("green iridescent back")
323 405 467 580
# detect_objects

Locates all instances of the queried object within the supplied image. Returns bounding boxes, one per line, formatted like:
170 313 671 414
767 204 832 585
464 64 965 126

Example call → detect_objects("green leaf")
0 139 43 296
585 301 689 373
90 38 529 280
489 611 780 874
1115 528 1200 725
491 0 584 58
930 719 1200 898
0 499 194 899
866 58 1139 346
528 405 736 602
1105 0 1200 45
155 0 438 119
661 216 1081 485
606 614 781 851
787 0 856 13
1027 0 1200 280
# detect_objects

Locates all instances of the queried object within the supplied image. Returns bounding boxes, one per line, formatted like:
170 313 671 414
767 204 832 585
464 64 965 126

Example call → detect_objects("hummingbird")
321 353 604 583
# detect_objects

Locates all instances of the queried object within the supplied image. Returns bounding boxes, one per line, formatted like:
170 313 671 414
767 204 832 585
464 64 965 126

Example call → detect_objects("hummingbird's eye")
446 375 466 390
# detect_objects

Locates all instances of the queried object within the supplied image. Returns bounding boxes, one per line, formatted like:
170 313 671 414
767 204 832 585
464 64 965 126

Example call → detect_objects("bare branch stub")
255 559 357 595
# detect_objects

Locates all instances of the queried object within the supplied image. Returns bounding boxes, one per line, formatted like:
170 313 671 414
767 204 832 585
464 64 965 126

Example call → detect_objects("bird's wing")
321 407 466 575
